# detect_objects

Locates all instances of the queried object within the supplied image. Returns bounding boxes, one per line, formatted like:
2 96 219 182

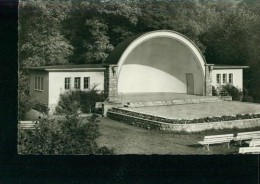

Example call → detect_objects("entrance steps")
122 96 221 108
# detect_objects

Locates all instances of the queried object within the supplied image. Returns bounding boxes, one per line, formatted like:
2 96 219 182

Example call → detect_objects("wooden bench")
18 121 38 129
198 134 234 151
239 147 260 154
233 131 260 145
248 139 260 147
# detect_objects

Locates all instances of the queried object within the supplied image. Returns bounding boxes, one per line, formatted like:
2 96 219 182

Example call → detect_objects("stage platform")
121 101 260 119
118 93 222 108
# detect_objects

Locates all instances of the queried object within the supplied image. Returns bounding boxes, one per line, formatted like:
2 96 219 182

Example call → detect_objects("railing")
18 121 38 129
216 85 230 96
215 85 232 101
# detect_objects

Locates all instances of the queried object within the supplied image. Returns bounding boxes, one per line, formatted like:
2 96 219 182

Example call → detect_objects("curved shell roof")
107 30 207 95
104 30 207 67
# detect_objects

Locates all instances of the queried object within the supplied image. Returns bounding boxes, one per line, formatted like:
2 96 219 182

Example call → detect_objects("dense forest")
19 0 260 107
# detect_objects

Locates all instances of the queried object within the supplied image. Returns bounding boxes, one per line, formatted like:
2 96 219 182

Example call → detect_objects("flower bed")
109 107 260 124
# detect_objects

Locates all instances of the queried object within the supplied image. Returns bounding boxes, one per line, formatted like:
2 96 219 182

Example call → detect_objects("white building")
28 64 106 112
211 65 249 91
27 30 249 113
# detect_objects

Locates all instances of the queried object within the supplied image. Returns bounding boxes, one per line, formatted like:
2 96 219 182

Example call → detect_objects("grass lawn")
24 109 260 155
96 117 260 155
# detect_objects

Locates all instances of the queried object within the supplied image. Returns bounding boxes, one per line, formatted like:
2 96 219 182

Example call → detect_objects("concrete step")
124 97 221 108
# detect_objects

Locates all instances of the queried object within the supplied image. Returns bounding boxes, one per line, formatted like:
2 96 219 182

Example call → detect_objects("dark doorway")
186 73 194 94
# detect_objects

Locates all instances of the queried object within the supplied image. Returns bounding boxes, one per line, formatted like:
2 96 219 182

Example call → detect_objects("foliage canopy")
19 0 260 104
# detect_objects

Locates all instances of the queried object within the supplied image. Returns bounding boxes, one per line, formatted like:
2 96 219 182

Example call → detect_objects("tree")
18 70 32 120
200 2 260 102
19 1 74 67
18 1 75 117
18 0 260 102
63 1 140 64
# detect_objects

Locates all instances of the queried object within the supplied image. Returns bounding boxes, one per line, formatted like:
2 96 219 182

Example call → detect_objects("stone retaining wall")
107 111 260 132
160 118 260 132
124 96 220 108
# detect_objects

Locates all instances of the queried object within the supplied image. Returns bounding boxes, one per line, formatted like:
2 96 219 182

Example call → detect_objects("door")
186 73 194 94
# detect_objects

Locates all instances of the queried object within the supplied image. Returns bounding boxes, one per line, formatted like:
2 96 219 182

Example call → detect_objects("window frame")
228 73 233 84
222 73 227 84
34 76 43 91
216 74 221 84
74 77 81 89
84 77 90 89
64 77 71 90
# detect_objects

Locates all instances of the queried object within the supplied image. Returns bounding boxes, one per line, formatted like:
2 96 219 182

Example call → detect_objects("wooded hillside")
19 0 260 103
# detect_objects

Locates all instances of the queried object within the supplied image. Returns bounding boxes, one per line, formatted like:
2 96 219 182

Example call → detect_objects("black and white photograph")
17 0 260 155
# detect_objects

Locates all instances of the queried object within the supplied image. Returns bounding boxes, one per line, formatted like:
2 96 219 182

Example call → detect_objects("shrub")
222 84 242 101
18 90 33 120
212 86 218 96
55 91 81 115
55 85 106 114
18 111 114 155
242 88 254 103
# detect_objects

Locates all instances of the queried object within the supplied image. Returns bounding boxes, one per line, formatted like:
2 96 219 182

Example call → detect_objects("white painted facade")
29 68 105 112
48 71 104 107
212 68 244 91
119 65 187 93
29 66 247 113
27 31 249 114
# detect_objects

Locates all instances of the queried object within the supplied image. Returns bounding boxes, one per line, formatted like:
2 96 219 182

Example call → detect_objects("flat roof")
212 64 249 69
26 64 109 72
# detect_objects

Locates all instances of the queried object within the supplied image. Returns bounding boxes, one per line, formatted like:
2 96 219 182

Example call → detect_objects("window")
74 77 81 89
223 74 227 84
84 77 90 89
216 74 221 84
34 76 43 91
65 77 71 90
228 73 233 84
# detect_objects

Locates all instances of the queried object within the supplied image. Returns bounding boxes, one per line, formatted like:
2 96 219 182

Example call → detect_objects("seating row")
198 131 260 152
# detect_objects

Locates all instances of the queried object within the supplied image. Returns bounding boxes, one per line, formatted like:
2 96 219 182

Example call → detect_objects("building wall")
48 71 105 108
118 37 205 95
211 69 243 90
29 71 49 106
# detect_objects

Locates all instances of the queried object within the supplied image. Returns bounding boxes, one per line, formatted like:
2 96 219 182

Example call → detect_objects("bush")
18 90 33 120
212 86 218 96
18 111 114 155
55 86 106 114
242 88 254 103
222 84 242 101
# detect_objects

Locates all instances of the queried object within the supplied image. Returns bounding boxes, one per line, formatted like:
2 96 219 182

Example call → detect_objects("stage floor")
119 92 217 103
122 101 260 119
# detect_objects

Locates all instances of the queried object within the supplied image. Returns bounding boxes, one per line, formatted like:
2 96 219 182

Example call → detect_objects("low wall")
160 118 260 132
124 97 220 108
107 111 260 132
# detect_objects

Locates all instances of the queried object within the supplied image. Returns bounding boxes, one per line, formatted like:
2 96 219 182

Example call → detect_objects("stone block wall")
104 65 119 102
160 118 260 132
107 111 260 132
107 111 162 130
205 64 213 96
